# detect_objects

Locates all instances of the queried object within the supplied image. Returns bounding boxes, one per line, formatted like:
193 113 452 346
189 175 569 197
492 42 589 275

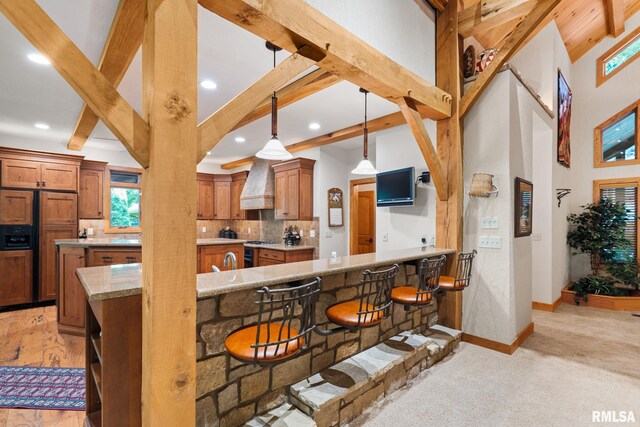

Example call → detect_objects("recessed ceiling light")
207 151 212 155
309 122 321 130
616 128 620 131
28 53 50 65
234 136 246 143
34 123 50 130
200 80 217 90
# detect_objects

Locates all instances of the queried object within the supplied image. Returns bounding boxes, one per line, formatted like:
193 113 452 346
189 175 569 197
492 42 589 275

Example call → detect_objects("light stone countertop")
76 246 454 301
243 243 316 251
55 237 246 247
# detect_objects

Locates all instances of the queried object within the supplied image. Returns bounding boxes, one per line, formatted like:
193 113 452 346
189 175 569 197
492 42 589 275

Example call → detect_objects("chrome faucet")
223 252 238 270
211 265 221 273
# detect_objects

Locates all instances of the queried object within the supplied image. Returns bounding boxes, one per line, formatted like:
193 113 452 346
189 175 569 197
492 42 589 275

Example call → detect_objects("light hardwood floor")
0 306 85 427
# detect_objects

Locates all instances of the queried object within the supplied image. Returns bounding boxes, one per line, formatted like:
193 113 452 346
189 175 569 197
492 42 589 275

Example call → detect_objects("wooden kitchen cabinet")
41 162 78 191
272 158 315 220
88 248 142 266
79 161 106 219
230 171 248 220
40 225 77 301
0 250 32 306
198 244 244 273
197 174 214 220
57 246 86 334
256 247 315 266
0 190 33 224
213 175 231 220
40 192 78 226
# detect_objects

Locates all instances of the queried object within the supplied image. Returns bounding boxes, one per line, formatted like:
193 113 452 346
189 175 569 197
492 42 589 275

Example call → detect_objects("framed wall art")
558 69 572 167
328 188 344 227
515 178 533 238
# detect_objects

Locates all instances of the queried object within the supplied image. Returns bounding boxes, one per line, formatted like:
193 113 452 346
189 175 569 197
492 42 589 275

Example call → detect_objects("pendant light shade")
256 42 293 161
351 88 378 175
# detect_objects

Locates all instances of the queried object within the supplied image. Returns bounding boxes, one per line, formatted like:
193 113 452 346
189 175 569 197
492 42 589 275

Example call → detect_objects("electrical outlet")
310 230 316 238
421 234 427 245
383 233 389 242
87 228 94 236
248 228 251 234
299 229 304 237
201 227 207 233
531 233 542 241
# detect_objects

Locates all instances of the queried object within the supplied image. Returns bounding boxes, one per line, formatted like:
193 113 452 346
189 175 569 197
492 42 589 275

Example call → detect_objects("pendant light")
256 42 293 161
351 88 378 175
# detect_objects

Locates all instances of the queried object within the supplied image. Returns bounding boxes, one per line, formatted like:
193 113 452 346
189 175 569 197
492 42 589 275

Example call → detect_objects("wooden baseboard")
532 296 562 312
462 322 534 355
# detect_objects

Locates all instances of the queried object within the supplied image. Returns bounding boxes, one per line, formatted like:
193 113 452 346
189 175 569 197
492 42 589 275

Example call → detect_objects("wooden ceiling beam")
459 0 537 40
414 0 448 13
605 0 625 38
221 111 408 170
197 48 320 162
460 0 562 118
397 97 447 201
0 0 150 167
198 0 452 120
232 69 341 132
67 0 145 152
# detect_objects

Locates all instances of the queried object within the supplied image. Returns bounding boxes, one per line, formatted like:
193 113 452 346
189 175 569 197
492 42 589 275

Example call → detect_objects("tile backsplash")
80 210 320 258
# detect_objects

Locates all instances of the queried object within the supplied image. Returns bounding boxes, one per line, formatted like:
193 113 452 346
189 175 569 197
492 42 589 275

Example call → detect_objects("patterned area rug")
0 366 85 410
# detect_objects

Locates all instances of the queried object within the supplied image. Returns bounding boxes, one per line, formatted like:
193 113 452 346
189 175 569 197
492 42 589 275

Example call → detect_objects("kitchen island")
76 246 454 426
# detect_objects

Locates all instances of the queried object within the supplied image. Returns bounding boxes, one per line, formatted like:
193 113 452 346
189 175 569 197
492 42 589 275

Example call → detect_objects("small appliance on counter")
283 225 301 246
219 227 238 239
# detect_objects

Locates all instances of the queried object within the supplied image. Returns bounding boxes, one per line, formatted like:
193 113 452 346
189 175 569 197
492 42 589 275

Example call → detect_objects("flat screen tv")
376 167 415 207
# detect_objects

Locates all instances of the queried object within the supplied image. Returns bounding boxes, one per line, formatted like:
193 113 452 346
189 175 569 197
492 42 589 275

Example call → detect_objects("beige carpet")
351 304 640 427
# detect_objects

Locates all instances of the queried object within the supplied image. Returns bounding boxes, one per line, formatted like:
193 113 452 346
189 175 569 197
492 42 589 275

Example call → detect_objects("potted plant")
606 256 640 296
566 199 630 303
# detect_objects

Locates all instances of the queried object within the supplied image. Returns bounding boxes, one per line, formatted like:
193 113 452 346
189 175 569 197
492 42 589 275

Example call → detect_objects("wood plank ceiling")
461 0 640 62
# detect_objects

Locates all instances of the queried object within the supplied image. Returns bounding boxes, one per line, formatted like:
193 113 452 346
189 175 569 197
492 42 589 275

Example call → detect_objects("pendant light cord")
271 48 278 138
363 90 369 160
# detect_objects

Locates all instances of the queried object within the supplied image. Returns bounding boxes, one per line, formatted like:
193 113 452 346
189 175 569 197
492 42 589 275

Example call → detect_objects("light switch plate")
310 230 316 238
532 233 542 241
87 228 94 236
383 233 389 242
479 236 502 249
482 217 500 229
299 230 304 237
201 227 206 233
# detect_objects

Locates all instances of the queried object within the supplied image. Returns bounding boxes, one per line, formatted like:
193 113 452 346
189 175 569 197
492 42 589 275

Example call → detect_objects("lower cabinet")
0 250 32 306
198 244 244 273
40 225 76 302
257 248 315 266
57 247 86 334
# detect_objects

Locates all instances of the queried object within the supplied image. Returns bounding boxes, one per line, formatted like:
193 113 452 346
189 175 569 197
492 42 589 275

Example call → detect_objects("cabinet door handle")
42 181 46 187
36 181 40 187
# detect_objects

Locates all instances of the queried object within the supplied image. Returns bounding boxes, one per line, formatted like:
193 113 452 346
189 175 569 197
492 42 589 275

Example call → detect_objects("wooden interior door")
197 180 214 220
79 168 104 219
40 163 78 191
214 182 231 220
357 191 375 254
39 225 77 301
40 192 78 226
0 190 34 224
0 250 32 306
1 159 40 189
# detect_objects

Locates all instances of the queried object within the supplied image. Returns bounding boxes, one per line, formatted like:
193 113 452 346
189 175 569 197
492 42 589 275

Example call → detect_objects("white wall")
510 21 573 304
570 12 640 280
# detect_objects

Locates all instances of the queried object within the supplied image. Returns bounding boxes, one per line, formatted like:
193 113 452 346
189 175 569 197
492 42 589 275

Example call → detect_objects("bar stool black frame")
392 255 446 311
224 278 321 366
316 264 399 336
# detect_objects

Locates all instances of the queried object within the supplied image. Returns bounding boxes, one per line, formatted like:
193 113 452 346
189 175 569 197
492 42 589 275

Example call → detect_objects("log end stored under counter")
76 246 455 302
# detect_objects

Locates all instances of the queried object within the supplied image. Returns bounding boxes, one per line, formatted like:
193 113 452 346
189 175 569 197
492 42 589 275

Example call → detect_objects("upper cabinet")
79 161 107 219
0 148 81 192
197 174 215 220
230 171 248 220
213 175 231 220
272 158 315 221
0 190 34 224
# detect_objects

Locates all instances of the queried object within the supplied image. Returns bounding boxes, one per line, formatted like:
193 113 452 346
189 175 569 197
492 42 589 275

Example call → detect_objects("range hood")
240 159 275 210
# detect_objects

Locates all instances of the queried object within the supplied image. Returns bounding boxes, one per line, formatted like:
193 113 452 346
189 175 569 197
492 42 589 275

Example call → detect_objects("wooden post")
436 0 464 330
141 0 198 425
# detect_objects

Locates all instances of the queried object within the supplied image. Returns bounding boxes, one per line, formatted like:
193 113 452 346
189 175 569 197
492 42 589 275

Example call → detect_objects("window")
106 167 142 233
594 178 640 261
597 26 640 86
594 100 640 168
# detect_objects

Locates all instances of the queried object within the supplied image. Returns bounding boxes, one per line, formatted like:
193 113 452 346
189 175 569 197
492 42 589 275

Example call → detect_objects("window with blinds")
600 186 637 260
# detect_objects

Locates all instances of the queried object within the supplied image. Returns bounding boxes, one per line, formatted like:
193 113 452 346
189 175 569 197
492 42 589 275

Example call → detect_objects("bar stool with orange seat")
439 250 477 292
391 255 446 310
317 264 399 335
224 278 321 366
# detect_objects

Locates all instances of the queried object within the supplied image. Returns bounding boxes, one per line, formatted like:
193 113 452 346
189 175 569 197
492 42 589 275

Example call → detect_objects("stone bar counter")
76 246 455 426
